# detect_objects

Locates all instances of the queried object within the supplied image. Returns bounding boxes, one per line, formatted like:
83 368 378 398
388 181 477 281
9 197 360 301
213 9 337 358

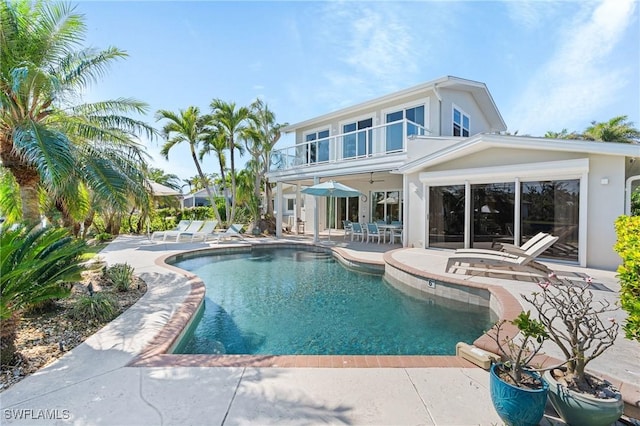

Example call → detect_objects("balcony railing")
269 119 429 172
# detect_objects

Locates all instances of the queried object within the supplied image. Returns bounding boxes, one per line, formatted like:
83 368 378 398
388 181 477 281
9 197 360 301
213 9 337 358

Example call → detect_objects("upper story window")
453 106 470 137
385 105 425 152
342 118 373 158
304 129 330 163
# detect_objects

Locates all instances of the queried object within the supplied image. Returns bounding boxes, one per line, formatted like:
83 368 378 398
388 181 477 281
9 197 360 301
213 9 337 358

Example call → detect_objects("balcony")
269 119 429 173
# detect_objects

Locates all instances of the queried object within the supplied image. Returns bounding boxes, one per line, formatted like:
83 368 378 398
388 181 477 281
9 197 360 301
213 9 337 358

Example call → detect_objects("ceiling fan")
369 172 384 184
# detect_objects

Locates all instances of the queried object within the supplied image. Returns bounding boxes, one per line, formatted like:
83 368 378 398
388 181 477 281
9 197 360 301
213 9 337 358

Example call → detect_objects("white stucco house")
267 75 640 270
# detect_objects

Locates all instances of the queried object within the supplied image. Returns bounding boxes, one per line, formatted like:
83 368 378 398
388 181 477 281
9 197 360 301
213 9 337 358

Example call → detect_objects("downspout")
433 84 443 136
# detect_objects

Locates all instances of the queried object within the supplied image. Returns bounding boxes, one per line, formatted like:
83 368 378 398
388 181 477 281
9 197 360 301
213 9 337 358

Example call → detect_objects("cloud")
306 2 420 109
505 1 562 30
507 0 637 135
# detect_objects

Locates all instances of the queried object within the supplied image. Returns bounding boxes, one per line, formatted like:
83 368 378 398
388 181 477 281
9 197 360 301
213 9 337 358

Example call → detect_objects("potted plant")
523 275 623 426
485 311 550 426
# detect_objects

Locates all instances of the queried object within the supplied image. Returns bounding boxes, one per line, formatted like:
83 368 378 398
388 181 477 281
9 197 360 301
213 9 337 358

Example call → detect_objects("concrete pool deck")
1 234 638 425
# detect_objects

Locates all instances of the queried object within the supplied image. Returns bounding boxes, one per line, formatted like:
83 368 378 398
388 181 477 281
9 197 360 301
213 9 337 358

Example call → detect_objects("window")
286 198 295 211
371 190 402 223
453 107 470 137
427 179 580 261
342 118 373 158
304 129 330 163
386 105 425 152
521 180 579 261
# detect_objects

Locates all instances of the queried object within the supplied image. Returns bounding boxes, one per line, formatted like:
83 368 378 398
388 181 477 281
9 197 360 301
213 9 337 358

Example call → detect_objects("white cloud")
508 0 637 135
505 0 562 30
306 2 421 109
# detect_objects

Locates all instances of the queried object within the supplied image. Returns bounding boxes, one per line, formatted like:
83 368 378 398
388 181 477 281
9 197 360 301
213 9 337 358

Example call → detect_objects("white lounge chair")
186 220 219 242
165 220 204 242
446 234 559 276
151 220 191 241
459 232 549 256
214 224 245 243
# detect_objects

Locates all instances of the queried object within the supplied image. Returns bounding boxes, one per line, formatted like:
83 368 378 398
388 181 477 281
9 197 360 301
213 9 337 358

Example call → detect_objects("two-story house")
267 75 640 270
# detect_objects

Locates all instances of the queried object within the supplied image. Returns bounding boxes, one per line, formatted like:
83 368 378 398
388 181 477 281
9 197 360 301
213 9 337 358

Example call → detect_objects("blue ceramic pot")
490 363 549 426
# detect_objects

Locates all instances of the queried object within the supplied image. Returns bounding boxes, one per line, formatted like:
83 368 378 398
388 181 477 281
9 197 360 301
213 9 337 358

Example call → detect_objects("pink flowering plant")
523 273 619 394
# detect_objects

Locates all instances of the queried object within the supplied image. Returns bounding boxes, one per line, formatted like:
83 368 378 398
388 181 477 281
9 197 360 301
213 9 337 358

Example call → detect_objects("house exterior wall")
586 155 625 269
439 88 493 137
405 147 627 270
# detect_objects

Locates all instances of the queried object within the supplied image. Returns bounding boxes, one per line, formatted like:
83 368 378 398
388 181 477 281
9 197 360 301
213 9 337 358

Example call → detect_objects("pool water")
172 248 492 356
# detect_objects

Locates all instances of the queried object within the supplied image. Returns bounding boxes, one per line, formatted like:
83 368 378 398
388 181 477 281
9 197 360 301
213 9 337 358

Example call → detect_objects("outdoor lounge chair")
463 232 549 256
164 220 204 242
151 220 191 241
446 234 559 276
186 220 219 242
214 223 245 243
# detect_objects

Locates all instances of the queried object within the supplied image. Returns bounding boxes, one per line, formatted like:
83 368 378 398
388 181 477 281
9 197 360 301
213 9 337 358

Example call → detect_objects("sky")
76 0 640 184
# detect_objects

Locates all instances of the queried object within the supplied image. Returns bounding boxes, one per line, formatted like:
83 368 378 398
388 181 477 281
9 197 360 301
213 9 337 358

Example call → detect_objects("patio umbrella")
301 180 361 242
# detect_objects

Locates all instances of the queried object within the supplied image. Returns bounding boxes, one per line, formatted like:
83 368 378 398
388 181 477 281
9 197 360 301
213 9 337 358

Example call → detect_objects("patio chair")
390 228 403 244
186 220 219 242
350 222 365 242
366 222 382 244
446 234 559 276
214 223 246 243
151 219 190 241
162 220 204 242
495 232 549 255
342 220 352 240
469 232 549 256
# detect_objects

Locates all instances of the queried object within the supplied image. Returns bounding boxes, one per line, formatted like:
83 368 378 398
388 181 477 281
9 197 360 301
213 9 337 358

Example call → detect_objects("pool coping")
127 241 520 369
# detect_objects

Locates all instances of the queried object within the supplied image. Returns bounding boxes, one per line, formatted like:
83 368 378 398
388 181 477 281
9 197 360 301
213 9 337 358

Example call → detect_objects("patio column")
313 176 319 243
276 181 283 238
295 184 301 234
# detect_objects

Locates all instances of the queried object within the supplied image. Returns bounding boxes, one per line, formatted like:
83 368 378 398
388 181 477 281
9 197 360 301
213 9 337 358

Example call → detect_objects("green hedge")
614 215 640 341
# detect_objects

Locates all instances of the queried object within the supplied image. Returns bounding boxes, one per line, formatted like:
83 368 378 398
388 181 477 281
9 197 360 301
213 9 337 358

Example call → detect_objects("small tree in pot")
485 311 550 426
524 275 623 426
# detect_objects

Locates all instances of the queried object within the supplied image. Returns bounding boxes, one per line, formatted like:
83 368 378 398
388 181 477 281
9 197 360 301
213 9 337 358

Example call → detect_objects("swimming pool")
171 247 493 356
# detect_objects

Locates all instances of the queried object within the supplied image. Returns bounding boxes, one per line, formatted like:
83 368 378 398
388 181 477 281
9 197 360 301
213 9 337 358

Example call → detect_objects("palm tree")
146 167 182 191
247 98 288 218
544 129 580 140
583 115 640 143
0 1 156 224
209 99 250 225
156 106 222 225
199 128 228 213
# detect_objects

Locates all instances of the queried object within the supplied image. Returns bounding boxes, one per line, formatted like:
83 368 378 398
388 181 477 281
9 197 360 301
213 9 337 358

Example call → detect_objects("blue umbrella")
301 181 361 241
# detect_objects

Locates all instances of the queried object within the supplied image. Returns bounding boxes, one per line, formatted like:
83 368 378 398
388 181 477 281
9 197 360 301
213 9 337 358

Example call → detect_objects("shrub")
0 224 87 362
106 263 135 292
69 293 118 322
614 215 640 341
94 232 113 242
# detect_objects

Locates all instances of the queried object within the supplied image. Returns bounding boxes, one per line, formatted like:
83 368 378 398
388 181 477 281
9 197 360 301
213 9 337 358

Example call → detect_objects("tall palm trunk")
0 135 41 224
190 145 222 224
228 137 237 224
0 311 20 364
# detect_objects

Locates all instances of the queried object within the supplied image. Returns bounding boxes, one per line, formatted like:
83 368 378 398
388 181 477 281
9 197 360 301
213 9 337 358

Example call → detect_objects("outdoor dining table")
377 223 403 243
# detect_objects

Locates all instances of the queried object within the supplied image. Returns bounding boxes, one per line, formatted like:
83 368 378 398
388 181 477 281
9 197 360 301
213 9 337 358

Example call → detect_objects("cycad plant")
0 224 87 363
